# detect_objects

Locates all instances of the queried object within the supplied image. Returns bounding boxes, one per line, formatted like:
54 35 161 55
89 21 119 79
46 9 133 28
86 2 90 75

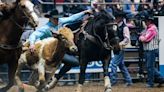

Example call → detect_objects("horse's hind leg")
102 56 112 92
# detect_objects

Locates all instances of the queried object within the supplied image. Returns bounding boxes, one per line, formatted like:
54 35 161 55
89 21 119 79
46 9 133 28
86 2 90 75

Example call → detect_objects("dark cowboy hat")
113 10 127 18
44 9 63 18
142 11 154 21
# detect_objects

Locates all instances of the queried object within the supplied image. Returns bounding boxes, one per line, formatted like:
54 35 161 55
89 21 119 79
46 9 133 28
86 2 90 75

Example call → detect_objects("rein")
80 21 114 51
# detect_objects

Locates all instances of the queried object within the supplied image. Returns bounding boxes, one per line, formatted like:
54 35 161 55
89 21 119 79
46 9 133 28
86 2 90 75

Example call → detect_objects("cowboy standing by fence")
109 10 133 87
139 12 164 88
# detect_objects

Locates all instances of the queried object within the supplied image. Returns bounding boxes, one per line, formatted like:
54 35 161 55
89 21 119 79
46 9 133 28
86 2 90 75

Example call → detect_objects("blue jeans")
109 50 132 84
55 54 79 80
145 49 163 86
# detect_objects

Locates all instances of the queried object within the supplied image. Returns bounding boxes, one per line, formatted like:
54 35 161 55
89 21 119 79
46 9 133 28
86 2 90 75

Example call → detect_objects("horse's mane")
93 9 115 22
85 9 114 34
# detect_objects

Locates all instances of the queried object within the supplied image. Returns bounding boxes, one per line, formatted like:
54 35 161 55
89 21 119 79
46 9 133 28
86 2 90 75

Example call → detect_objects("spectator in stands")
32 0 42 15
137 0 151 12
157 0 164 15
42 0 54 12
63 0 87 16
91 0 106 12
122 0 138 16
91 0 110 16
153 0 164 16
109 10 133 87
28 9 92 90
139 12 164 88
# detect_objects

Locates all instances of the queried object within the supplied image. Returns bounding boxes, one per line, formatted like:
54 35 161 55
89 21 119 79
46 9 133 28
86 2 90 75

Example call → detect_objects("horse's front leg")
76 59 88 92
102 55 112 92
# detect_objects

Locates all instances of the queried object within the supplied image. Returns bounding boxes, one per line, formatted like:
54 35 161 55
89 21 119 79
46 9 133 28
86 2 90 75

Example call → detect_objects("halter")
80 20 118 51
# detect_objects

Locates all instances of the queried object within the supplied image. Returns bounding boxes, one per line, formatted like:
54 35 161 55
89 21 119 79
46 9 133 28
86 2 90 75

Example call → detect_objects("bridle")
102 22 119 50
80 20 119 51
91 18 119 50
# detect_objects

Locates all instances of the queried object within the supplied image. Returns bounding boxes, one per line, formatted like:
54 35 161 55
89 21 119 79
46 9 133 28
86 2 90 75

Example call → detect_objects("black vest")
117 22 126 42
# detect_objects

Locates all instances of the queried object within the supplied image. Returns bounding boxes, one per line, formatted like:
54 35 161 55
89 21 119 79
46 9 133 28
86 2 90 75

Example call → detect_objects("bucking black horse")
75 9 120 92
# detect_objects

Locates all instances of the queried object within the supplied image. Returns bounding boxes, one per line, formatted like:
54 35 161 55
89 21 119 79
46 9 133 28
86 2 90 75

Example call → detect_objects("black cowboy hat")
44 9 63 18
113 10 127 18
142 11 154 21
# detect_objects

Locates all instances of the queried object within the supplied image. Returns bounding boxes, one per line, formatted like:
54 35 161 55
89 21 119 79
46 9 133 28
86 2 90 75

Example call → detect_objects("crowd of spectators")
37 0 163 16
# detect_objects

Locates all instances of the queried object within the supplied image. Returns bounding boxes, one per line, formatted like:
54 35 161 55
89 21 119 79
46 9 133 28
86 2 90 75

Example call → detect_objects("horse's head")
92 10 120 52
16 0 39 28
57 27 78 53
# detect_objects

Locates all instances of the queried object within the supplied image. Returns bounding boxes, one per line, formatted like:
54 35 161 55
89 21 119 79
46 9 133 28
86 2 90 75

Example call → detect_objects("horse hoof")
104 88 112 92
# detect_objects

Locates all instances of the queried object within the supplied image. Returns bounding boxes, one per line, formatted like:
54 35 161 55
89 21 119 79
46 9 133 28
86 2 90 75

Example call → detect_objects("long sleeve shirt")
118 21 130 46
139 24 159 50
29 12 86 45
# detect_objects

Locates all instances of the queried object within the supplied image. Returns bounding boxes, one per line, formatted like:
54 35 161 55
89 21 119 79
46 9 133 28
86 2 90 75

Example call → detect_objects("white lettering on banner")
87 62 95 67
55 61 113 74
95 61 103 67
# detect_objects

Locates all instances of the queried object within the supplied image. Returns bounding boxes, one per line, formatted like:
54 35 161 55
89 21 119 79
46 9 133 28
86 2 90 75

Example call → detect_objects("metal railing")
38 0 151 5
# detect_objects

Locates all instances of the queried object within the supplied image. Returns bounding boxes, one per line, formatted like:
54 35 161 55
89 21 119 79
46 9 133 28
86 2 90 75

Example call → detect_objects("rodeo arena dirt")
1 0 164 92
